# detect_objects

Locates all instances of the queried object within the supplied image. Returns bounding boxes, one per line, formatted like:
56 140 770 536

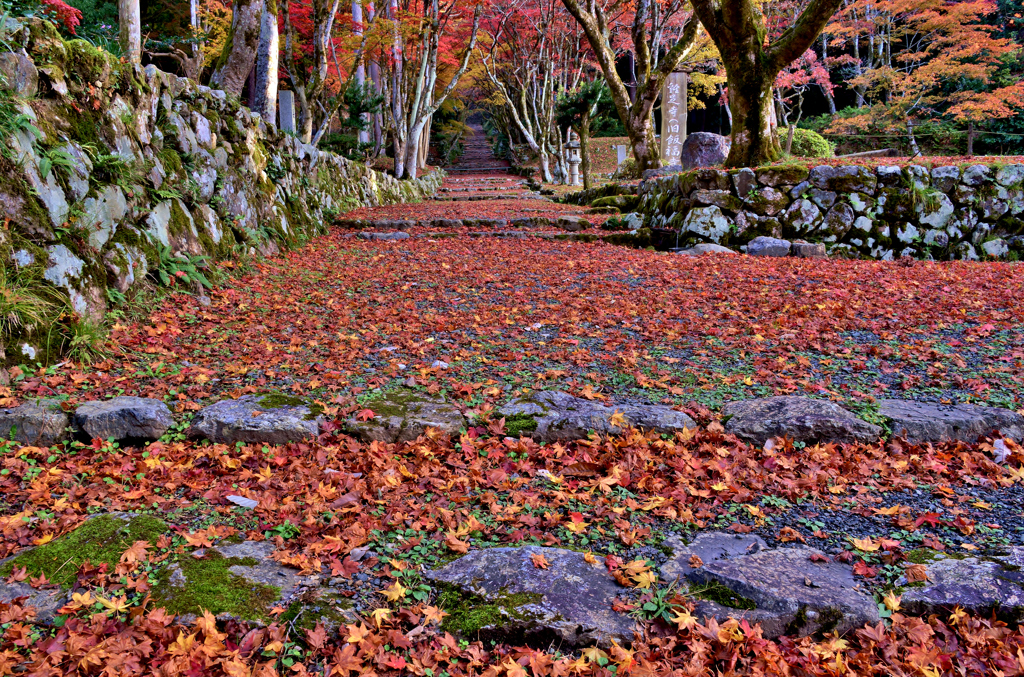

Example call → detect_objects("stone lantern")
565 132 582 186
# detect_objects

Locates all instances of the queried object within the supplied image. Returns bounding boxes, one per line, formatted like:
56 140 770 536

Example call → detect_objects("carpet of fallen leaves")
4 233 1024 675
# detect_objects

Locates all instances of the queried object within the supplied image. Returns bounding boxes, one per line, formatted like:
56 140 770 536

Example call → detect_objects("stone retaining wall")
1 19 440 363
633 163 1024 259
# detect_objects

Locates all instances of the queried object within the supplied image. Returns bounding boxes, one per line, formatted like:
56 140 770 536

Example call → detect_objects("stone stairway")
444 124 512 174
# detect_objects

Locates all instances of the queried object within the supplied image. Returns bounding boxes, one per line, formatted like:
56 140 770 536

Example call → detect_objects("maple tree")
825 0 1024 154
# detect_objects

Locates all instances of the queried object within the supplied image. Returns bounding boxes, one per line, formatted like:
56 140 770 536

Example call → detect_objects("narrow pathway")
444 123 511 175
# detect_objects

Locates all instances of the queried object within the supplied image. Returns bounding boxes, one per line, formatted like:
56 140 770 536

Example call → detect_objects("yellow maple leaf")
849 537 879 552
97 595 129 613
631 570 657 589
883 591 901 612
381 581 407 602
584 551 598 565
609 410 627 428
345 622 371 643
370 607 391 627
671 608 697 630
33 533 53 546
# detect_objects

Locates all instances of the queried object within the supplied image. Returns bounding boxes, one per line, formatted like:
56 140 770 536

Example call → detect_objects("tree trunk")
118 0 141 64
724 69 780 167
253 0 279 124
211 0 263 96
352 0 369 145
419 115 430 170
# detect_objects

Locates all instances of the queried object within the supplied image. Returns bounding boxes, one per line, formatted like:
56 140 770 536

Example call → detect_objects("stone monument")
660 72 687 166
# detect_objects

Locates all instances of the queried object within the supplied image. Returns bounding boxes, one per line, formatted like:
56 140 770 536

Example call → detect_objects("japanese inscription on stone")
660 72 687 165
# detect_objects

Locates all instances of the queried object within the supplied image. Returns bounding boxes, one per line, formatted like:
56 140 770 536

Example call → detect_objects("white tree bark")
352 0 369 144
254 0 279 124
118 0 141 64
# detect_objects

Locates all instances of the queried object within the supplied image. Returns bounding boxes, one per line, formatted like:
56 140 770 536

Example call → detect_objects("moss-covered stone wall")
625 163 1024 259
0 19 441 364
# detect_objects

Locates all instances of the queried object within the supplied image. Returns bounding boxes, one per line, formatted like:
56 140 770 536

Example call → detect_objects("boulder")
756 166 810 187
902 548 1024 622
791 241 827 258
499 390 695 442
746 236 791 257
190 394 321 445
744 187 790 216
424 546 636 647
642 164 682 181
877 399 1024 444
681 206 731 241
690 189 742 212
663 533 879 638
809 165 876 194
681 133 730 170
0 52 38 98
557 215 590 232
357 231 410 241
343 389 465 443
676 243 736 256
783 199 822 232
0 399 69 446
74 396 174 442
723 396 881 446
821 203 855 238
732 168 757 197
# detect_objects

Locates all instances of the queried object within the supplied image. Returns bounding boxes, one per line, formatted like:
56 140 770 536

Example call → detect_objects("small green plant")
60 316 108 365
788 128 835 158
89 151 139 188
612 157 639 180
630 583 684 622
38 147 75 181
0 267 58 339
265 520 300 540
152 245 212 289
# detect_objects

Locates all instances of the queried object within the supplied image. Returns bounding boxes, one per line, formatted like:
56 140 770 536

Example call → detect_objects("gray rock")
732 168 757 198
784 199 822 232
190 395 321 445
756 166 809 187
74 396 174 442
677 243 736 256
822 203 855 237
641 164 682 181
744 187 790 216
808 188 836 210
0 52 38 97
690 189 742 212
723 396 881 446
499 390 694 442
682 206 731 241
357 231 410 241
982 238 1010 258
791 241 827 258
995 164 1024 187
663 534 879 638
931 166 961 192
681 132 730 170
0 579 66 623
424 546 636 647
343 389 464 443
81 185 128 249
961 165 990 187
0 400 69 446
878 399 1024 444
557 215 590 232
809 165 877 194
746 236 791 257
902 549 1024 622
918 193 954 229
226 495 258 509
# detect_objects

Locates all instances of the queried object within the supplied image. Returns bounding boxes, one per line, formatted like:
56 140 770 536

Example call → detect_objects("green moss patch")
437 583 543 637
258 392 323 420
151 551 280 621
688 580 756 610
504 413 538 438
0 514 168 588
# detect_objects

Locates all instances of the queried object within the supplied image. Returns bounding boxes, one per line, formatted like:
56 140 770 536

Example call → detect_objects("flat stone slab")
902 548 1024 622
189 394 321 445
74 396 174 442
664 533 879 638
747 236 791 257
424 546 636 647
676 243 736 256
723 396 881 446
357 231 410 241
0 400 69 446
878 399 1024 444
0 579 66 623
499 390 696 442
343 389 465 443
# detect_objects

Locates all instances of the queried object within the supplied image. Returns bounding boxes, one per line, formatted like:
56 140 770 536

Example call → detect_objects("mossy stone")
0 514 168 588
151 551 281 621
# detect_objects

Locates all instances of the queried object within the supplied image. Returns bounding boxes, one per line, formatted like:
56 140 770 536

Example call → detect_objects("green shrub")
789 128 835 158
612 157 639 180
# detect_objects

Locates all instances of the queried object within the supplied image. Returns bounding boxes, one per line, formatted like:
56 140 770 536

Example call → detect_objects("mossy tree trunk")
559 0 701 173
689 0 846 168
211 0 263 97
